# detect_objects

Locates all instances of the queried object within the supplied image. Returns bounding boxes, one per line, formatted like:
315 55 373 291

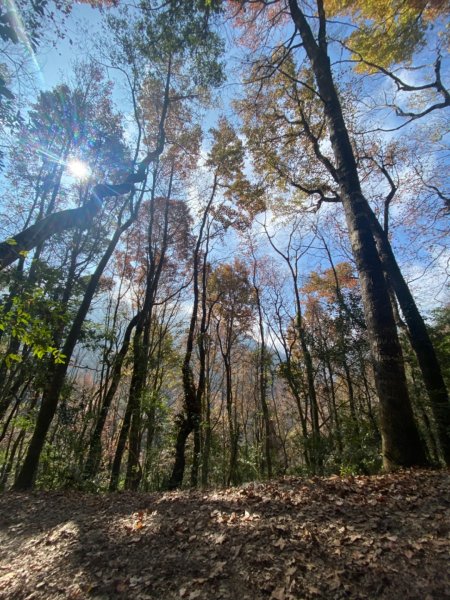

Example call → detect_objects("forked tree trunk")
168 180 216 489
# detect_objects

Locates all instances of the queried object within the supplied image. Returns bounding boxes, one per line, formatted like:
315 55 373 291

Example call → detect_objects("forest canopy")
0 0 449 492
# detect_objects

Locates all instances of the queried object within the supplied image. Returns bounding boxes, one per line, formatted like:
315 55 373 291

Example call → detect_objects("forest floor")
0 469 449 600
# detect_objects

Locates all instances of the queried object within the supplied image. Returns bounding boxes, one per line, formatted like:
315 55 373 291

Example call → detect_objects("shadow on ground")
0 469 449 599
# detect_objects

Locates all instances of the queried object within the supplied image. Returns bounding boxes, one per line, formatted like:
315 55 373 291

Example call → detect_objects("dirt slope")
0 469 449 599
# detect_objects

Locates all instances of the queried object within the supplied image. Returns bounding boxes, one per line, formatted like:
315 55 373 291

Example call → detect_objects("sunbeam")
5 0 45 87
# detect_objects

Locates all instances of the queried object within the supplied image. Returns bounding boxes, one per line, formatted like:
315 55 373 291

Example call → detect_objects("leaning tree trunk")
83 314 139 481
368 210 450 464
288 0 427 469
13 204 139 491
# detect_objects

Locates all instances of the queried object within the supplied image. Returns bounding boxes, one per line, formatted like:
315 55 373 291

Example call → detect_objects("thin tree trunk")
83 314 138 480
1 431 25 490
125 164 174 491
201 370 212 487
224 353 238 486
168 179 216 489
254 282 272 477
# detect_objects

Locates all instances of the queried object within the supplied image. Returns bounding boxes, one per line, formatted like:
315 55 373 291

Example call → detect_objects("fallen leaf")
271 587 285 600
210 561 227 578
286 566 297 578
213 533 227 545
115 580 128 593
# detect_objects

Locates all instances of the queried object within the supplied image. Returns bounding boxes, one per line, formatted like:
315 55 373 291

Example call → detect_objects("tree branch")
0 58 173 271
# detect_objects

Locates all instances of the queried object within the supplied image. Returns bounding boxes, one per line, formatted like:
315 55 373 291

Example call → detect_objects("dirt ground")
0 469 449 599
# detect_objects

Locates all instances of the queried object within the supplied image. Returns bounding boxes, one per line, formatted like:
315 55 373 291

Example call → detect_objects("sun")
67 158 90 180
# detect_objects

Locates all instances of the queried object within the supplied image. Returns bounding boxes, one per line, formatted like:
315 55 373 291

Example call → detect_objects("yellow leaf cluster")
325 0 449 69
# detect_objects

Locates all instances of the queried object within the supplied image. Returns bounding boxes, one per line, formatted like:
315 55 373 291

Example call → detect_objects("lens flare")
67 159 90 180
6 0 45 87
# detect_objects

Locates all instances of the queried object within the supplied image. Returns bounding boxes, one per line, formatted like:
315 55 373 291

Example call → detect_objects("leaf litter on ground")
0 469 449 599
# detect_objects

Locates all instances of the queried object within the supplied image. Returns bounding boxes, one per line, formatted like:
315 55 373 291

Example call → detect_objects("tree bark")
368 211 450 463
288 0 426 469
13 202 139 490
83 314 139 481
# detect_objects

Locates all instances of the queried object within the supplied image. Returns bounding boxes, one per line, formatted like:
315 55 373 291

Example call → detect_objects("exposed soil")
0 469 449 599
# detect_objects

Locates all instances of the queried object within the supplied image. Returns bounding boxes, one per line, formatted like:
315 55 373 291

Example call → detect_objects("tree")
231 0 428 469
1 0 448 492
263 218 323 472
106 4 224 491
209 258 254 485
167 180 217 490
168 118 249 489
303 253 380 472
0 65 131 488
12 48 170 490
247 237 273 477
325 0 449 71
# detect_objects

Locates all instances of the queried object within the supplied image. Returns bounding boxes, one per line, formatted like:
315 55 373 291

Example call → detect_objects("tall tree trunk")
109 395 134 491
83 314 138 481
168 179 216 489
368 210 450 464
201 365 212 487
168 416 193 490
224 352 238 486
125 165 174 491
253 281 272 477
13 201 139 490
288 0 427 469
265 226 320 470
200 273 213 488
123 328 148 491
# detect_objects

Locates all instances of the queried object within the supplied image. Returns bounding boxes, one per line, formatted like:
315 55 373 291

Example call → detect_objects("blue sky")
2 1 449 317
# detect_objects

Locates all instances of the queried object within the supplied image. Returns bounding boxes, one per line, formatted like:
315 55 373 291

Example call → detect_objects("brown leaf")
213 533 227 545
210 561 227 578
271 587 285 600
115 580 128 593
286 566 297 578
